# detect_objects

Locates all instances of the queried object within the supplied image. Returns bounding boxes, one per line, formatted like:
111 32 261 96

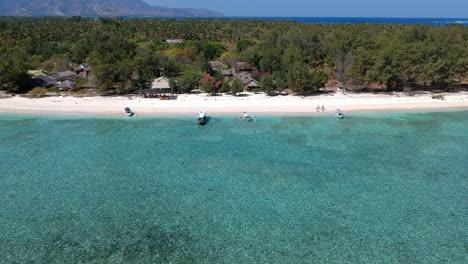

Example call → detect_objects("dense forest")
0 17 467 95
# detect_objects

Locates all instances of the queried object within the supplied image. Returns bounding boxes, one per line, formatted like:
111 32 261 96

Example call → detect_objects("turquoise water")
0 111 467 263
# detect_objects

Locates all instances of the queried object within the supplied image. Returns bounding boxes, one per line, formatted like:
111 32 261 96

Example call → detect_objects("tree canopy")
0 17 466 93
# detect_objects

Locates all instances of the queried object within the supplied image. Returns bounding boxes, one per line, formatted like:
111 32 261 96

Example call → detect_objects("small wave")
445 20 468 24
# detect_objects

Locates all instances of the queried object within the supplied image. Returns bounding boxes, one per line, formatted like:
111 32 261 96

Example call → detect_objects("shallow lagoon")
0 111 467 263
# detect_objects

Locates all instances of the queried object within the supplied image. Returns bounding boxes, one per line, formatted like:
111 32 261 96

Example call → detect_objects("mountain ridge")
0 0 224 17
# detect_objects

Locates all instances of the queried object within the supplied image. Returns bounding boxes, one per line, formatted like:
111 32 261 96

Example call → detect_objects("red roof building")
200 73 214 85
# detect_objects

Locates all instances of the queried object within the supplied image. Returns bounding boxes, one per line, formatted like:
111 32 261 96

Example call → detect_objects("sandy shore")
0 91 467 117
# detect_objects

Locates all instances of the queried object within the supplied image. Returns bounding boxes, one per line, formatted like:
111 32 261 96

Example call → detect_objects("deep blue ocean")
230 17 468 26
129 16 468 26
0 111 467 263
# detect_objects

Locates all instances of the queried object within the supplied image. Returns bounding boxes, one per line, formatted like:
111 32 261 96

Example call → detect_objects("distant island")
0 0 223 17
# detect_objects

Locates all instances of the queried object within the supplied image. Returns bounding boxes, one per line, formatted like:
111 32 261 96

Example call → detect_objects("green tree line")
0 17 467 94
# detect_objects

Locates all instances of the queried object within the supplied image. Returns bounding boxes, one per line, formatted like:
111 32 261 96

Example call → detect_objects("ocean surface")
0 111 467 263
228 17 468 26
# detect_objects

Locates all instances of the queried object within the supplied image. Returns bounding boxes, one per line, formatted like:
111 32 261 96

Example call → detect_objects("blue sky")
145 0 468 17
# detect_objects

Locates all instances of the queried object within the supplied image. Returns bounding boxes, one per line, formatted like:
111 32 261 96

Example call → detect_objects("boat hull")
197 118 206 125
197 111 207 125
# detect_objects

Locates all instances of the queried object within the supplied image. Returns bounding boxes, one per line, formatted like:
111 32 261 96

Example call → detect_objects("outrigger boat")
125 107 135 117
197 111 207 125
239 112 256 122
336 109 344 119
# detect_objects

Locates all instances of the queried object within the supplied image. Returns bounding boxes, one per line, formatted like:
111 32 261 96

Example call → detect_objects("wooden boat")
125 107 134 117
336 109 344 119
197 111 207 125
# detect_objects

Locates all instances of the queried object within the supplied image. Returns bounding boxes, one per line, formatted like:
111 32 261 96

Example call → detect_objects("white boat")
239 112 256 122
197 111 207 125
336 109 344 119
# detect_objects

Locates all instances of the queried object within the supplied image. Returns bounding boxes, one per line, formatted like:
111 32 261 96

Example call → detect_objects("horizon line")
226 16 468 19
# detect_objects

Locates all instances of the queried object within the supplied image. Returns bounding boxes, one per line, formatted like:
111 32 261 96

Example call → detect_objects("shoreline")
1 106 467 119
1 91 467 117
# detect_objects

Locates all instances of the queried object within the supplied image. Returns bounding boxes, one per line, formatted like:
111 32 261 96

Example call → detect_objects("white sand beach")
0 91 467 116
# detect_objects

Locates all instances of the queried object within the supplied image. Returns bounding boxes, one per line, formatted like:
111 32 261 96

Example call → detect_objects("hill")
0 0 223 17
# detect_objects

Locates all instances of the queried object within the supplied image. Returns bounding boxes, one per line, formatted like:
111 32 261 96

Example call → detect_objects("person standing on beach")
322 105 326 111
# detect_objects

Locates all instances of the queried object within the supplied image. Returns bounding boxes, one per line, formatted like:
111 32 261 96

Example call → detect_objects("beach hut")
31 76 57 88
150 77 172 94
72 63 92 74
221 70 233 77
209 61 226 71
244 79 260 90
235 72 260 91
52 70 77 82
234 62 253 72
